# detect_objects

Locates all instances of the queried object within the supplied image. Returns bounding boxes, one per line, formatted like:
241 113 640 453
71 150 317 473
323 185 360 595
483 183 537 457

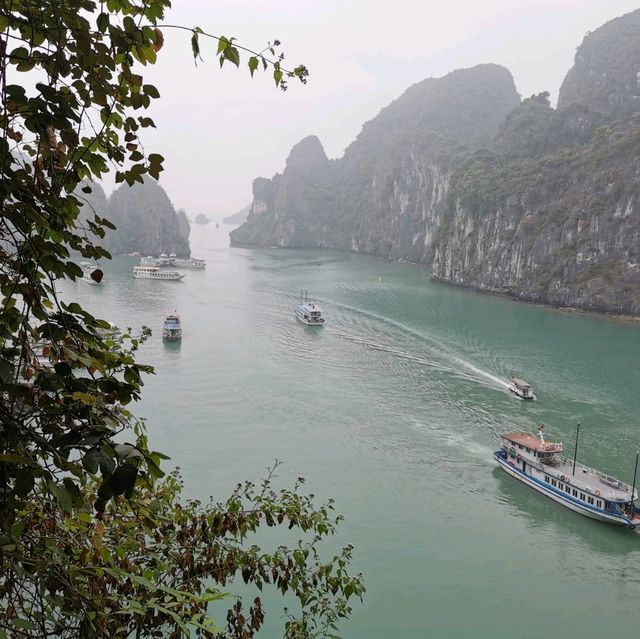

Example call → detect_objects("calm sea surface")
65 223 640 638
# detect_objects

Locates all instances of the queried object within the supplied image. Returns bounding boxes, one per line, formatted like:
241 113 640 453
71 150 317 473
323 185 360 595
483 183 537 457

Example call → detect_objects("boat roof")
297 302 322 312
511 377 531 388
501 432 563 453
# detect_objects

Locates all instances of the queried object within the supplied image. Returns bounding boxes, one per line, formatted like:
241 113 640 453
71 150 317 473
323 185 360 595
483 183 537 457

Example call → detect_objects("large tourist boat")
295 290 325 326
162 312 182 341
158 253 175 266
495 425 640 528
507 374 535 400
173 257 206 269
133 265 185 281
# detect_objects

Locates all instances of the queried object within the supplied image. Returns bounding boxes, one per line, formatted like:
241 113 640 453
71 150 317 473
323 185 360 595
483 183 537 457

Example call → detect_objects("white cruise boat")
157 253 176 266
173 257 206 269
296 290 325 326
133 265 184 281
507 375 535 400
495 425 640 528
80 262 102 285
162 312 182 341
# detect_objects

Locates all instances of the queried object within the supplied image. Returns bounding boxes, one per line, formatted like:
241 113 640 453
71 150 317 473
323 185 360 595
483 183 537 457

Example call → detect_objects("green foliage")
0 0 361 636
2 464 364 638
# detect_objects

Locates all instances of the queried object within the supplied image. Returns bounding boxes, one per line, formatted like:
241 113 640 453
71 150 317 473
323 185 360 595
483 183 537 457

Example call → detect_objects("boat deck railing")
542 455 634 499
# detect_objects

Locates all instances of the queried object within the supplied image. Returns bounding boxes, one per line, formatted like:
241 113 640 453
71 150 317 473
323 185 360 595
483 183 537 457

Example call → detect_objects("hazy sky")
133 0 640 216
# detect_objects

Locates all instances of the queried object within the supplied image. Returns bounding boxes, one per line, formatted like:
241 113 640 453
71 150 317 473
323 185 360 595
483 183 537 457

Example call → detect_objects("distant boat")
80 262 102 285
140 255 160 266
495 424 640 528
296 290 325 326
133 265 184 281
507 374 535 400
215 222 220 228
162 312 182 341
173 257 206 269
157 253 176 266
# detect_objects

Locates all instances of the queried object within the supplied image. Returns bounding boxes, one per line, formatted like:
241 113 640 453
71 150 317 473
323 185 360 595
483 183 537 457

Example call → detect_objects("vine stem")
155 23 300 74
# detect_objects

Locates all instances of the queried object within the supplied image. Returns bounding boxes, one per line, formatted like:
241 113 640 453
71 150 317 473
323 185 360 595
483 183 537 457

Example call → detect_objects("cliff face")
557 9 640 119
77 179 190 256
106 179 190 256
231 64 520 259
233 9 640 315
432 9 640 314
432 119 640 313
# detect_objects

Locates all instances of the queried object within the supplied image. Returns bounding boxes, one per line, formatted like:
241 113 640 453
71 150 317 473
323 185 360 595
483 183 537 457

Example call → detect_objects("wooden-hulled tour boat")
495 425 640 528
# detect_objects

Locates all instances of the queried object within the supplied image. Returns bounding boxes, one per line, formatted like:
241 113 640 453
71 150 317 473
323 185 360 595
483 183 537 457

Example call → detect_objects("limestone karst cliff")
230 64 520 261
232 9 640 315
432 9 640 314
77 178 190 256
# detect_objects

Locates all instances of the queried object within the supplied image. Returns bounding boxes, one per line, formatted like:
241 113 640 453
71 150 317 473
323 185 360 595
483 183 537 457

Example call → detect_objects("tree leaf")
111 463 138 497
248 56 258 78
82 448 101 474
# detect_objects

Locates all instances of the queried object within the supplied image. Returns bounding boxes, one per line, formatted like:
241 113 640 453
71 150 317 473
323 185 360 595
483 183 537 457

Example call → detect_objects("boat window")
580 493 585 500
544 475 549 482
564 485 570 494
588 497 593 505
572 489 578 497
596 500 601 508
551 479 556 487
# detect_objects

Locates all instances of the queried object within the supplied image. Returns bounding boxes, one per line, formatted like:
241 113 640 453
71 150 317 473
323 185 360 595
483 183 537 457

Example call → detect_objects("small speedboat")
162 312 182 341
507 374 535 400
296 290 325 326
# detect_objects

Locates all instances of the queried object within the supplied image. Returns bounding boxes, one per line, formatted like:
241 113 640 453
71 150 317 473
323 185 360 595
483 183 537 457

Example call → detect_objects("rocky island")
231 9 640 316
78 178 190 256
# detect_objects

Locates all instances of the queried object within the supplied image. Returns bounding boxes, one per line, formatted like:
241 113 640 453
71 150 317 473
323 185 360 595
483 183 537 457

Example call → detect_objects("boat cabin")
509 376 535 399
501 432 563 461
295 301 325 325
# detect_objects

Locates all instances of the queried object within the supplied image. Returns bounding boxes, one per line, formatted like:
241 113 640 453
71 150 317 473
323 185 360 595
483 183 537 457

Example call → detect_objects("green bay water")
67 224 640 638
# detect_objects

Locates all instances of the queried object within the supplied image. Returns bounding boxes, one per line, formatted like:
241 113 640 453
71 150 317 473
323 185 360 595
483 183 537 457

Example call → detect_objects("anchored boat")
133 265 184 281
173 257 206 269
495 424 640 528
507 375 535 400
295 290 325 326
162 312 182 341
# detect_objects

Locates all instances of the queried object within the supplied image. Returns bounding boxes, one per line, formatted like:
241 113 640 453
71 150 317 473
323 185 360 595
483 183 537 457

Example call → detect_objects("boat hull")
494 452 635 528
296 315 324 326
134 273 185 281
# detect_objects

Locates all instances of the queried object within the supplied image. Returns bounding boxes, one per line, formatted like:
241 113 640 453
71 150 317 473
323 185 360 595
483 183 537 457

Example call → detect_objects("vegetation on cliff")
233 8 640 315
231 64 520 259
108 178 190 255
432 9 640 314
